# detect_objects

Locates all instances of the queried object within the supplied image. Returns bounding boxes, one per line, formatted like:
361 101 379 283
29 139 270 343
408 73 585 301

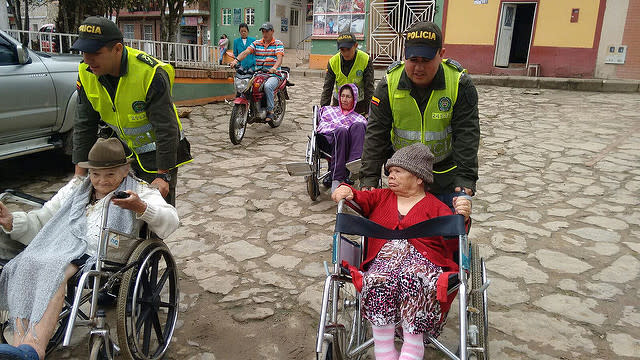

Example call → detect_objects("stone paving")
1 76 639 360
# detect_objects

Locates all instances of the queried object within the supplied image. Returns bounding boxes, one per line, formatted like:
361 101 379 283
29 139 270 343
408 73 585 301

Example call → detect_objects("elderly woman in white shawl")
0 138 179 360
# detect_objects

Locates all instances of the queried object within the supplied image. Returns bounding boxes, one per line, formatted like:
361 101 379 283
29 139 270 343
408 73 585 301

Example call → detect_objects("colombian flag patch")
76 80 81 90
371 96 380 106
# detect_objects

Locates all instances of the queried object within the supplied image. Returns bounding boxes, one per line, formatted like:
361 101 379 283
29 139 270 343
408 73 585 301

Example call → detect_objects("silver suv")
0 29 81 160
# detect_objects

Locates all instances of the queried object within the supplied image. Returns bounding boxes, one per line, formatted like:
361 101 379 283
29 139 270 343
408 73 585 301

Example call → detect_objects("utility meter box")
605 45 627 64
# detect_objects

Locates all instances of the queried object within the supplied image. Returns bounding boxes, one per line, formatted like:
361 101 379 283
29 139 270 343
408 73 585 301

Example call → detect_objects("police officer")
320 32 374 116
359 21 480 209
70 16 192 205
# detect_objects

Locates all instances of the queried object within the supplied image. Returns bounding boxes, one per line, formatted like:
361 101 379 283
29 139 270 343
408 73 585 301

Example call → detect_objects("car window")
0 36 18 65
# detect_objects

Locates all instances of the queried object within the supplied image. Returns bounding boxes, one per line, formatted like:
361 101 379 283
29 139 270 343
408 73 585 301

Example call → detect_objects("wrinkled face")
404 48 444 87
89 165 129 197
261 29 274 42
339 87 354 111
387 166 422 194
239 27 249 39
82 43 122 76
339 44 357 61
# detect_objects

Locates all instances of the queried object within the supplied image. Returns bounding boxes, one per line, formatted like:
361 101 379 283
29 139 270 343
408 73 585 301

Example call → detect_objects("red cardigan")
349 186 458 272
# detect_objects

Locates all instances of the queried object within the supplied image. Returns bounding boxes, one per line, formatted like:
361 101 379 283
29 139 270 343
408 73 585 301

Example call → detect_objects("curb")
289 67 640 94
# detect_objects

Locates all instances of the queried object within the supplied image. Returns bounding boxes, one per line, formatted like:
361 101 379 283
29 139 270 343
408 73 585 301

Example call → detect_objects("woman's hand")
0 201 13 231
452 196 471 221
331 185 354 203
111 191 147 215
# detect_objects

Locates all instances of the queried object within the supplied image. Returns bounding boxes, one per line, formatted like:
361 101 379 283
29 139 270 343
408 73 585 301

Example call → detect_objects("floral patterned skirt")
361 239 446 338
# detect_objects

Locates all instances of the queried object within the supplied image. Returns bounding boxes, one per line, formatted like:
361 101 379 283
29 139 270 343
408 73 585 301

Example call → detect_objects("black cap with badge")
404 21 442 60
259 22 274 31
71 16 123 53
336 33 357 49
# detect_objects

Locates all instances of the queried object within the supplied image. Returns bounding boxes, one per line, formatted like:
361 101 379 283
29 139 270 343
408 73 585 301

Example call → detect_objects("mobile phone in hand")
114 191 130 199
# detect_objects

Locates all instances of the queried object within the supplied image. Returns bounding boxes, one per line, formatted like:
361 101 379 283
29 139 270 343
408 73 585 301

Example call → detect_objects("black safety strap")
334 213 466 239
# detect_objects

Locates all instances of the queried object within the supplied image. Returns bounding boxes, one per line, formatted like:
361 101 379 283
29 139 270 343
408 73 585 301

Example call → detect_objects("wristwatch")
156 172 171 183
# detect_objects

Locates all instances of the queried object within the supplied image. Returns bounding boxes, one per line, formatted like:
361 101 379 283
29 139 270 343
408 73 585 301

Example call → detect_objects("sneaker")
322 173 333 188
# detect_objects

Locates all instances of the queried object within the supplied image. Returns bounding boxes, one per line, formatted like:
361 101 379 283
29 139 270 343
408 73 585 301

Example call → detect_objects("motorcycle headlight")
235 77 250 92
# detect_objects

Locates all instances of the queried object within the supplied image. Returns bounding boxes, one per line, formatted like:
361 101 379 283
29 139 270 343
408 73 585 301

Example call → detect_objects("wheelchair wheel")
229 104 248 145
117 240 179 360
89 335 114 360
268 92 286 128
470 243 489 360
317 338 333 360
326 278 368 360
306 135 321 201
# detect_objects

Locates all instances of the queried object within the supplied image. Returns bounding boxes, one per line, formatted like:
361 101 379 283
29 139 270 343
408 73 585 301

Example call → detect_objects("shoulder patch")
445 58 464 72
136 53 159 67
386 61 402 74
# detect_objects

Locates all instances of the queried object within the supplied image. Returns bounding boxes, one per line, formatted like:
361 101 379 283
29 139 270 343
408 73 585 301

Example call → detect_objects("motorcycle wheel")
229 104 248 145
268 92 286 128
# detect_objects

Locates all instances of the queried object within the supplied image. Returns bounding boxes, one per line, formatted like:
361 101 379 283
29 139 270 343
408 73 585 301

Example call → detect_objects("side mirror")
16 44 30 64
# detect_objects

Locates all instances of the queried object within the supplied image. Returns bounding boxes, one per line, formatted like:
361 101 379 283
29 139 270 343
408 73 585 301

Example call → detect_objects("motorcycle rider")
230 22 285 123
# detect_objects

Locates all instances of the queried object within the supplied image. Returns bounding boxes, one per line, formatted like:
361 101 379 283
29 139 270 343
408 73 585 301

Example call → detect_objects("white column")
0 0 10 30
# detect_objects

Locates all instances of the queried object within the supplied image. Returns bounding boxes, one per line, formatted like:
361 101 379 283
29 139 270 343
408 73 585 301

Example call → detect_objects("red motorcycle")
229 66 293 144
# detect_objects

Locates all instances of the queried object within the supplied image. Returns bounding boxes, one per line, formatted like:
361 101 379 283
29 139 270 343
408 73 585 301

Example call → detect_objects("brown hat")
77 138 133 169
404 21 442 60
385 143 434 184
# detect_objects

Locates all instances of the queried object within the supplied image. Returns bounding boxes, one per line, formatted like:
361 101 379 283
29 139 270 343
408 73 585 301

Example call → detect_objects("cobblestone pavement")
1 76 639 360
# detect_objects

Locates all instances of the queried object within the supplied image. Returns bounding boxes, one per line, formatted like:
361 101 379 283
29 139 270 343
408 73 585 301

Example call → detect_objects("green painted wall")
173 82 235 101
211 0 270 43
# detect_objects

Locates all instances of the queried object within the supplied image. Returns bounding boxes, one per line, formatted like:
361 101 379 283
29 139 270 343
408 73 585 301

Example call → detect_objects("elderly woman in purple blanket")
317 83 367 193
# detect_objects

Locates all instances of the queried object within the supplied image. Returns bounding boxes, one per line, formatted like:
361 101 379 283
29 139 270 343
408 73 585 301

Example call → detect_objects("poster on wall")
306 2 314 22
281 18 289 32
313 0 365 37
233 8 242 25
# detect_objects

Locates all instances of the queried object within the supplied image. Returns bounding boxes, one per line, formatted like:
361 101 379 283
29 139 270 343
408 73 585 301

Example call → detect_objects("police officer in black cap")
359 21 480 212
320 32 374 116
71 16 192 205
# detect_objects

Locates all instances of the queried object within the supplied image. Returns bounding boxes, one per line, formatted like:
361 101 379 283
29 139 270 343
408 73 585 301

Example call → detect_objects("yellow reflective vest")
329 50 369 102
387 60 465 163
78 46 188 173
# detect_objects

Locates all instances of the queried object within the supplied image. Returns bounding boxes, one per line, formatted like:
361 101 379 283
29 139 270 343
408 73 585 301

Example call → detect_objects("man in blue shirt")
233 23 256 69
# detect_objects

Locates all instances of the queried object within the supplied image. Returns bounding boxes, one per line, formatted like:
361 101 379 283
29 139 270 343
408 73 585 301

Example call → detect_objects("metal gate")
368 0 436 66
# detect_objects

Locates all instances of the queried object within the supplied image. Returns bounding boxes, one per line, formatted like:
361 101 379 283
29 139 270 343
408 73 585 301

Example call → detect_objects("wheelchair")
286 105 361 201
316 199 490 360
0 189 179 360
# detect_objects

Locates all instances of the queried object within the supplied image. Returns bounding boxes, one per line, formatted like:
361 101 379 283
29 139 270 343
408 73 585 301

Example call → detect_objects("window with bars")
123 24 135 39
245 8 255 26
222 8 232 25
290 9 299 26
143 25 153 40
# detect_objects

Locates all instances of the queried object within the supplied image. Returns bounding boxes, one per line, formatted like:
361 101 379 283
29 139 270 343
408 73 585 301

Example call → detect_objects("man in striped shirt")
231 22 285 122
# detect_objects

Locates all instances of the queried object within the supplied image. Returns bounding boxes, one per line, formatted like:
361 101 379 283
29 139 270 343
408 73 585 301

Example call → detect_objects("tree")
127 0 197 42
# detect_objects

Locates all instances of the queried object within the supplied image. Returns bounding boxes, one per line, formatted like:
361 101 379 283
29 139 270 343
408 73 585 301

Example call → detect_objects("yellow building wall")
534 1 601 48
444 1 500 45
444 0 601 48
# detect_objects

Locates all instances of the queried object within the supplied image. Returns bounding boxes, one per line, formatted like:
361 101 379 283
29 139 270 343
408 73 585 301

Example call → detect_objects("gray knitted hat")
385 143 434 184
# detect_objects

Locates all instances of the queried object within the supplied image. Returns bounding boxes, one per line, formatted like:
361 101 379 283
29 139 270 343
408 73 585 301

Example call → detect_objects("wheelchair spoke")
152 311 165 345
150 254 160 288
142 311 152 355
135 306 153 334
157 301 176 309
152 268 170 298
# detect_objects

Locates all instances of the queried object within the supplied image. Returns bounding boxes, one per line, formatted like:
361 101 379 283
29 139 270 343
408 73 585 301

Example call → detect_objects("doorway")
494 2 536 68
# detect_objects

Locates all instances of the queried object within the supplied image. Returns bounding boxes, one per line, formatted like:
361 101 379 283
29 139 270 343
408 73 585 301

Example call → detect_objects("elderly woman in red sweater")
332 143 471 360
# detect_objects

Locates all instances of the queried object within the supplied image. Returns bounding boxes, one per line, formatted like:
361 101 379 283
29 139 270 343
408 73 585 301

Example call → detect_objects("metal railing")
5 29 223 69
296 34 312 63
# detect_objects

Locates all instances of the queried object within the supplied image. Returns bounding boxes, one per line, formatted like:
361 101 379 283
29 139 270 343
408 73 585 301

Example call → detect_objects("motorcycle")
229 66 293 145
